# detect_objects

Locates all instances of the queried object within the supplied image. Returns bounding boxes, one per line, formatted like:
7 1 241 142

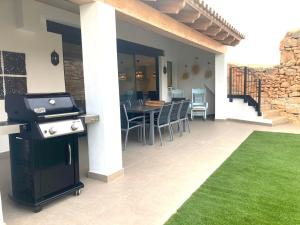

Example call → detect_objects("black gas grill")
5 93 85 212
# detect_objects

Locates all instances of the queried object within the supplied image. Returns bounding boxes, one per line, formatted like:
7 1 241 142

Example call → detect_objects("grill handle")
39 112 80 119
67 144 72 165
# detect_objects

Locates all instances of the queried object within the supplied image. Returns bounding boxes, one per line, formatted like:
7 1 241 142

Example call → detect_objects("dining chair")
147 103 173 146
120 104 146 150
179 100 191 135
169 101 183 140
191 88 208 120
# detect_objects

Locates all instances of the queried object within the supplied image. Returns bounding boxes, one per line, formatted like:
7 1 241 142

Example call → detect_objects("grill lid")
5 93 80 122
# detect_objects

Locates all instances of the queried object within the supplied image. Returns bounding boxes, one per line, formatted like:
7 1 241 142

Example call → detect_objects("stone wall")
230 30 300 124
64 59 86 111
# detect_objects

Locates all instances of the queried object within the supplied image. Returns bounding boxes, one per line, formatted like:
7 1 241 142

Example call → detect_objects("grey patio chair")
169 101 183 140
120 104 146 150
147 103 173 146
179 100 191 135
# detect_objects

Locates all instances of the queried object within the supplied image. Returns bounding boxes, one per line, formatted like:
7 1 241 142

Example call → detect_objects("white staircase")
227 99 272 125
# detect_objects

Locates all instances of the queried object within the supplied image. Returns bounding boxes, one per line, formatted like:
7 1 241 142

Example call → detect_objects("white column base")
88 168 124 183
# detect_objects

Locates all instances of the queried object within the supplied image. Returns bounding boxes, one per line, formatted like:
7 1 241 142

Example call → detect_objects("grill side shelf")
0 114 99 135
0 121 25 135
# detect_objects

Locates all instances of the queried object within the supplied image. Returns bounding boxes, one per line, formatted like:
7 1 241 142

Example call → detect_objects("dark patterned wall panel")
4 77 27 95
0 78 4 99
0 51 2 74
3 51 27 75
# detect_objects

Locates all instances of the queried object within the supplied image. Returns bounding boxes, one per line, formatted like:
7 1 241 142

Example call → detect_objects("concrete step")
263 109 281 118
271 116 289 126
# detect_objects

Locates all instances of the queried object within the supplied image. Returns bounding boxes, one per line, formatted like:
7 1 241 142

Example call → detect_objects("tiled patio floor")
1 120 300 225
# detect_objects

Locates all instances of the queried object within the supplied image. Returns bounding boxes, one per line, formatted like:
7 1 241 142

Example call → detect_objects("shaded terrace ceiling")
68 0 244 47
141 0 245 46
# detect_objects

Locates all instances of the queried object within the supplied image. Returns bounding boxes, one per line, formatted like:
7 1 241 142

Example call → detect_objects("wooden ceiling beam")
191 17 212 31
173 10 201 24
230 39 240 46
222 35 235 45
214 31 229 41
204 24 222 37
105 0 226 53
155 0 186 14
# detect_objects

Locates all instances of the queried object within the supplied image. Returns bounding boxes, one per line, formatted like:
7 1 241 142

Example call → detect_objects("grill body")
5 93 85 212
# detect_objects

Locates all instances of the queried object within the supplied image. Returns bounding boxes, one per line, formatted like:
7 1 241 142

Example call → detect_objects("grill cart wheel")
74 189 82 196
33 206 43 213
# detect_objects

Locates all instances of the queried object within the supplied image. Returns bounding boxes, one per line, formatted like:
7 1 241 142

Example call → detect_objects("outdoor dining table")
126 105 161 145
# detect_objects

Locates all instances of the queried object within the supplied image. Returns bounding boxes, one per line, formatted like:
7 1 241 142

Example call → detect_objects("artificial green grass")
165 131 300 225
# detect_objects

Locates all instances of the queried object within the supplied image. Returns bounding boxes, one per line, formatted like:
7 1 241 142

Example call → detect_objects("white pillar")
80 2 123 182
215 53 228 120
0 192 4 225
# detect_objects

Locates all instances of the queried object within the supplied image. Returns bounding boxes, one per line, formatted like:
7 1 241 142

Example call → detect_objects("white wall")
214 54 228 120
0 0 80 153
116 20 215 111
176 45 215 115
0 192 3 225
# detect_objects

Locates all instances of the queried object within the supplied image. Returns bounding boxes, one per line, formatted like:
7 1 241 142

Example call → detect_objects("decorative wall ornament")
51 50 60 66
182 64 189 80
3 51 27 75
163 65 167 74
205 70 213 78
205 61 213 79
192 57 200 75
4 77 27 95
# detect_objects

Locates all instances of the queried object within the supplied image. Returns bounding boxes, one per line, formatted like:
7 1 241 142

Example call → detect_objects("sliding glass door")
118 53 158 101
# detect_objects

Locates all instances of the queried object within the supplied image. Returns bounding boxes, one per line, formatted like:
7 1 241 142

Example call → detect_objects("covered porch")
1 120 299 225
0 0 245 224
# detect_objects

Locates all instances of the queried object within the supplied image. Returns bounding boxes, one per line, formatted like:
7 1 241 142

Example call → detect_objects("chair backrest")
171 89 184 98
131 99 142 107
136 91 144 100
148 91 158 100
170 101 182 122
157 103 173 125
120 104 129 129
179 100 190 119
192 88 206 106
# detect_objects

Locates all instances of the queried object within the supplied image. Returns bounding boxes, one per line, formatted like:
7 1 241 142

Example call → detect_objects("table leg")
149 111 155 145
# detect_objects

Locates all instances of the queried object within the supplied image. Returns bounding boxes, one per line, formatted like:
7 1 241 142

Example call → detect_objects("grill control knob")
71 123 79 131
49 127 57 135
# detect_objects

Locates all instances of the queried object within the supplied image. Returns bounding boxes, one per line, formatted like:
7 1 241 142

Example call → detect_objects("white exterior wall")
0 0 80 153
214 53 228 120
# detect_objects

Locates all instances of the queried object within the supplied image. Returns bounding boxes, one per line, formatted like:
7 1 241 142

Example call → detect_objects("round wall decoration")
51 50 60 66
192 57 200 75
182 64 189 80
